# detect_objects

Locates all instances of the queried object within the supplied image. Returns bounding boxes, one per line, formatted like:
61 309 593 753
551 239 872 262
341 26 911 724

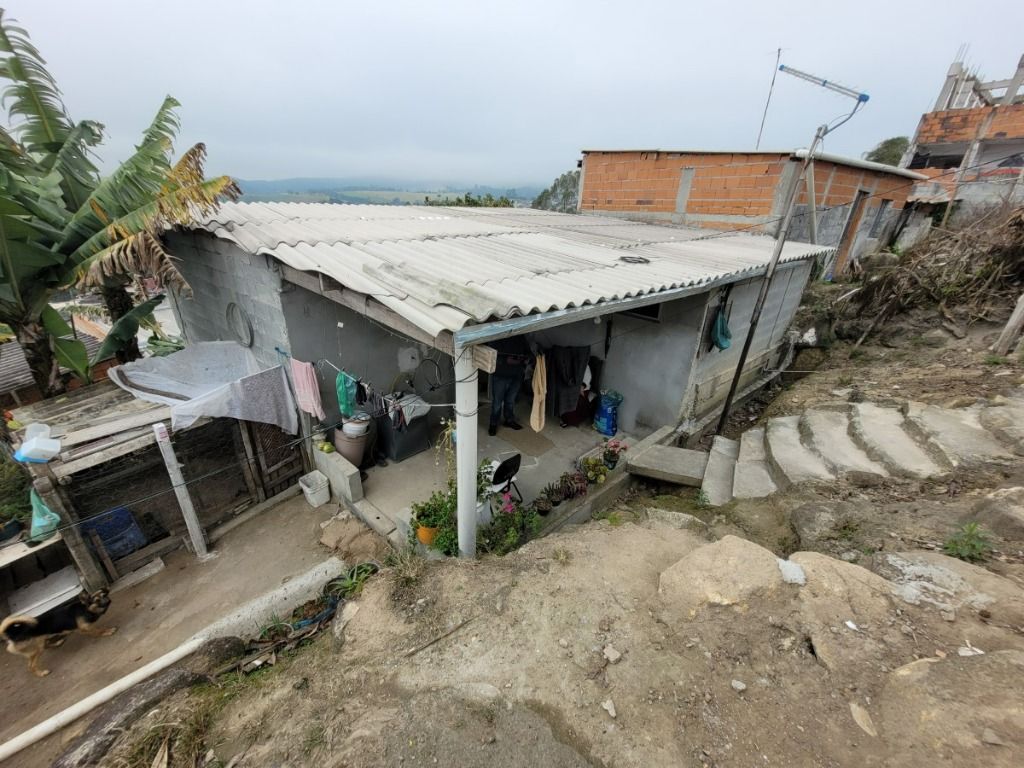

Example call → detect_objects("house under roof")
194 203 832 339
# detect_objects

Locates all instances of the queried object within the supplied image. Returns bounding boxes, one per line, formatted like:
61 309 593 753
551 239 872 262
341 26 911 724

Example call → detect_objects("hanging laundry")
712 305 732 351
530 353 547 432
336 369 358 417
290 358 326 421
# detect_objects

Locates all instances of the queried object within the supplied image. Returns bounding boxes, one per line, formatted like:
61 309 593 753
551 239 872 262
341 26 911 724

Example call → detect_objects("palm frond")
40 119 103 212
0 10 73 152
77 231 191 296
68 174 238 280
59 96 180 251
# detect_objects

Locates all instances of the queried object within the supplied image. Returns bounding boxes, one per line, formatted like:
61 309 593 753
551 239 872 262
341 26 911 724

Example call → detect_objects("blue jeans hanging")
490 374 522 427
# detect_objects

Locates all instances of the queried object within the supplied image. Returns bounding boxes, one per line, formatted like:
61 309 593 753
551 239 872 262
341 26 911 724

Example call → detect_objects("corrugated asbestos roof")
195 203 833 337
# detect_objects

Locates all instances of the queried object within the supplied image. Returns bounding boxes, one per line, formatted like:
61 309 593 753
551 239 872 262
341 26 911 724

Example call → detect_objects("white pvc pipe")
0 637 206 763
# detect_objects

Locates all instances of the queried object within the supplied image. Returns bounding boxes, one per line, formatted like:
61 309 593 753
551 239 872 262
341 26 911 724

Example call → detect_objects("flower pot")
603 455 619 470
416 525 439 546
551 497 562 508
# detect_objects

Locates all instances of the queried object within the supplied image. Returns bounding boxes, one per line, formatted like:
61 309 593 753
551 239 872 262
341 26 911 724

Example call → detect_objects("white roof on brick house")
193 202 831 337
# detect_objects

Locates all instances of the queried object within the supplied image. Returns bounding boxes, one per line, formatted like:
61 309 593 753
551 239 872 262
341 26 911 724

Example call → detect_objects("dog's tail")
0 615 38 642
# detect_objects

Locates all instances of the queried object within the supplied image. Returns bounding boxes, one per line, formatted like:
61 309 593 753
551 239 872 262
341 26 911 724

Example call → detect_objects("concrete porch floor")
361 399 652 532
0 494 338 764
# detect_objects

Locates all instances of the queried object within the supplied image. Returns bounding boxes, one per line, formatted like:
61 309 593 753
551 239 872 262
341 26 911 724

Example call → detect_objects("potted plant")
602 438 628 469
411 489 454 546
534 494 553 516
560 471 589 500
543 482 564 507
582 456 608 484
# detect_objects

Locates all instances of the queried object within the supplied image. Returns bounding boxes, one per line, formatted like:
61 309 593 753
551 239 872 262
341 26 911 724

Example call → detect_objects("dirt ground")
30 307 1024 767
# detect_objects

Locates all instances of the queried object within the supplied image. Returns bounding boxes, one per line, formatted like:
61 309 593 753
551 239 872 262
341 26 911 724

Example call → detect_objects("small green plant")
560 471 588 500
543 481 565 504
0 454 32 523
553 547 573 565
411 489 455 530
582 456 609 484
606 511 623 527
694 489 711 509
984 354 1009 366
477 493 542 555
943 522 992 562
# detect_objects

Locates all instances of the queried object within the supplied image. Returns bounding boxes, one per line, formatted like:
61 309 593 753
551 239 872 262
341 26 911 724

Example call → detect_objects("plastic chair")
487 454 523 502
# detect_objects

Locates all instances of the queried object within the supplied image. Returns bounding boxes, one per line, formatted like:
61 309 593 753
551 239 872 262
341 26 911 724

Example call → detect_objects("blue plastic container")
593 390 624 437
81 507 147 559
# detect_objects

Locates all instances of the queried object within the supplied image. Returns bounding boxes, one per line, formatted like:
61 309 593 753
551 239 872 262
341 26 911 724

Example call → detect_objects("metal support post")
715 125 826 435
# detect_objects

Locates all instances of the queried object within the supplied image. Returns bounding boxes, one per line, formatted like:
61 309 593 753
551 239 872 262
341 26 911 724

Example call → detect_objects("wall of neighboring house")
165 232 289 369
579 151 911 268
904 103 1024 220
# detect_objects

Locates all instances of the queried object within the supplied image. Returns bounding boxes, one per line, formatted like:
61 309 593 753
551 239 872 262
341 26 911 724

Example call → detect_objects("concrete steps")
732 428 778 500
765 415 834 485
849 402 945 478
903 402 1015 466
802 409 888 477
701 436 738 506
627 444 708 486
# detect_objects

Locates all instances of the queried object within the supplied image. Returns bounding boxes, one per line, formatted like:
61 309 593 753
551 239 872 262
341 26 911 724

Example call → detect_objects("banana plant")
0 9 238 396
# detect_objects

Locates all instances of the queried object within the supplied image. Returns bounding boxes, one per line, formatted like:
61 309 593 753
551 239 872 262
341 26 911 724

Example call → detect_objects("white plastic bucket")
299 470 331 508
342 421 368 437
20 437 61 462
24 423 50 441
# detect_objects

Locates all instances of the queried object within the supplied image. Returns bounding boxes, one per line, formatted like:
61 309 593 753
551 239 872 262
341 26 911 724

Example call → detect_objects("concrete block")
313 449 364 503
627 445 708 486
765 415 833 484
849 403 943 479
733 428 778 499
349 498 397 539
701 436 738 506
802 409 887 477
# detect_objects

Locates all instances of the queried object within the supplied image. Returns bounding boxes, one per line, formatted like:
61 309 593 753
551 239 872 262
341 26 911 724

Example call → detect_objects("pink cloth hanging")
290 358 326 421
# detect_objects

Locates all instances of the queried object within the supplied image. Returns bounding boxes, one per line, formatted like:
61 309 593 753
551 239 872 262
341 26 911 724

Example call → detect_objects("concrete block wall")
165 232 289 368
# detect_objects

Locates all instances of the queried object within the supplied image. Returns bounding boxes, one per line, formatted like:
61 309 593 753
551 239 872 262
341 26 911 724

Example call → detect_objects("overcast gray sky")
7 0 1023 187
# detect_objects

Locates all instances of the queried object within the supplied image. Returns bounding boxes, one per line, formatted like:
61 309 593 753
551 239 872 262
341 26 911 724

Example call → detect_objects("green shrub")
943 522 992 562
0 453 31 522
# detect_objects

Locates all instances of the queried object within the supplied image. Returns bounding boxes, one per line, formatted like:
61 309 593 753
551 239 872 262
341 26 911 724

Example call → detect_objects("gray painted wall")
601 295 706 433
280 284 454 427
165 232 289 369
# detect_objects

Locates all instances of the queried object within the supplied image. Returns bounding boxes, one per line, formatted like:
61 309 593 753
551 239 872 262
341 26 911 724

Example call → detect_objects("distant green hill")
237 177 544 206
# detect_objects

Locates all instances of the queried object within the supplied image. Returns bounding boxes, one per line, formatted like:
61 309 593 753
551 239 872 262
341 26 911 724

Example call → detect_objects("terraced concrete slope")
703 391 1023 506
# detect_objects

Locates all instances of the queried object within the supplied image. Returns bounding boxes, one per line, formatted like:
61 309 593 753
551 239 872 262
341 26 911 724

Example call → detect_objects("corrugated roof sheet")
195 203 833 337
0 333 105 394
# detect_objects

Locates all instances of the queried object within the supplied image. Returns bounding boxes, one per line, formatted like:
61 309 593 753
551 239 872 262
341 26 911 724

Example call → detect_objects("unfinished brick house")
901 54 1024 218
578 148 923 274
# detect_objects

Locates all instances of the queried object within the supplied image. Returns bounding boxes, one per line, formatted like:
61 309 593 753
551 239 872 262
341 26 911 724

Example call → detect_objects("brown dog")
1 590 116 677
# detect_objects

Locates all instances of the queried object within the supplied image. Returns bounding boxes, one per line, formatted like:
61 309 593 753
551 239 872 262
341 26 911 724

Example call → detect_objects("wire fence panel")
175 419 256 529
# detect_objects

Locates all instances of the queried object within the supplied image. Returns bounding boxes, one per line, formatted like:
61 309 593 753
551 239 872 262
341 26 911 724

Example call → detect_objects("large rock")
788 552 898 672
790 501 863 550
876 551 1024 627
878 651 1024 765
967 487 1024 540
658 535 786 619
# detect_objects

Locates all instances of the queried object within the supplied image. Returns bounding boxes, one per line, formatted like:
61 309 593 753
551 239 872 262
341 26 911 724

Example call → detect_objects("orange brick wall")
581 151 912 231
914 103 1024 146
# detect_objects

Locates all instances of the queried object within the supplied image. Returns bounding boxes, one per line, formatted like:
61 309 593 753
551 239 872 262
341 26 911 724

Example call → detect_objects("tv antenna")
716 65 869 436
